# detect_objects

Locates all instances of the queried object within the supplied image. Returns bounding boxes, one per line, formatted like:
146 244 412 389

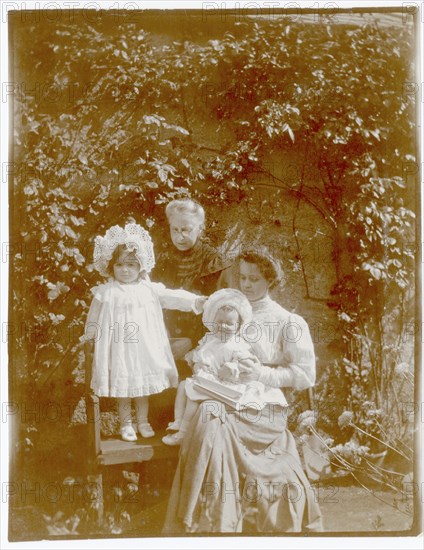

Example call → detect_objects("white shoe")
166 420 182 431
162 432 185 446
137 422 155 438
120 425 137 442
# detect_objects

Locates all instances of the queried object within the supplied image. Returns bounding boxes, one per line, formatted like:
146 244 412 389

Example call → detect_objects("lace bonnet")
202 288 253 328
93 221 155 277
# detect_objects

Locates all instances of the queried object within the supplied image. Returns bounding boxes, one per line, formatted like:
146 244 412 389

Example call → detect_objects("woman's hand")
237 356 262 382
218 361 240 382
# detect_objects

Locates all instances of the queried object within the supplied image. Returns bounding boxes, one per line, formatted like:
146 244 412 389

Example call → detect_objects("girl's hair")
237 248 284 289
107 245 142 277
165 198 205 226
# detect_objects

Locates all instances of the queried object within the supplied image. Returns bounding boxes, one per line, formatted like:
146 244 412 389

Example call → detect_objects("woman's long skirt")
162 400 323 533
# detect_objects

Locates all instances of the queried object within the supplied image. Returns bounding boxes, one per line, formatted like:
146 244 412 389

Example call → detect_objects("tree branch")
257 168 337 228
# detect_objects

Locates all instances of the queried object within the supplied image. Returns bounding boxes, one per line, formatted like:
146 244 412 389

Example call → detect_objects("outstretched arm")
152 282 206 313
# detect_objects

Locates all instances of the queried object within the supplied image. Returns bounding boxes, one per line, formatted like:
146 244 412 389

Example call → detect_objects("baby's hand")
218 362 240 382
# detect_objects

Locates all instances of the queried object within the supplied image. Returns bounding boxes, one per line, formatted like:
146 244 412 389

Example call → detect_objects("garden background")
8 7 419 539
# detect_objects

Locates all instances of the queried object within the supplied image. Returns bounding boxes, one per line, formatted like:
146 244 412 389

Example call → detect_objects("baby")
162 288 265 446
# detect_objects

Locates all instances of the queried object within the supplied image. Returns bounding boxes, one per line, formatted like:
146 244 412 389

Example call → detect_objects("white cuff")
258 365 295 388
192 297 205 315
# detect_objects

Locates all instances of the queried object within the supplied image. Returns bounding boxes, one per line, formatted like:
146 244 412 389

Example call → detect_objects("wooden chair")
84 339 191 521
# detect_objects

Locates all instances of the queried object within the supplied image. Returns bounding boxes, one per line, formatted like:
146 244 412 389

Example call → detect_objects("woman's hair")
237 248 284 289
165 198 205 226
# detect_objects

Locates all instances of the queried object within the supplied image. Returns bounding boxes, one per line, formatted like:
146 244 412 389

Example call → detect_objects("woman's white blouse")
245 295 316 392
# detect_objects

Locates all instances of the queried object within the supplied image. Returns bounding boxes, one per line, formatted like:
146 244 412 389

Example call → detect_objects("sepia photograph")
1 0 422 546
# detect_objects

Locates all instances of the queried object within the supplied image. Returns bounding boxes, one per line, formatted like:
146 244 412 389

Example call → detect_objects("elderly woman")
162 249 323 533
154 198 232 360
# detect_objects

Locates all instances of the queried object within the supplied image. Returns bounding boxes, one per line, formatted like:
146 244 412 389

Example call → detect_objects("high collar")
172 238 203 257
249 293 272 312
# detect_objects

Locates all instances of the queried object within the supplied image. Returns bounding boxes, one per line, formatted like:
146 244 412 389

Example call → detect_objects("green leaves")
255 100 299 142
350 175 414 290
361 262 385 281
46 281 70 301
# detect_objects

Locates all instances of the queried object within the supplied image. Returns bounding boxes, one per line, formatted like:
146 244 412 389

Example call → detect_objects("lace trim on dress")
92 380 176 398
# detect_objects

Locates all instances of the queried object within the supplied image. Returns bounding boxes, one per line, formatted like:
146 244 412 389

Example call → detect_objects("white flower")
297 410 317 431
338 411 354 428
49 313 65 325
339 312 353 323
330 439 370 465
366 408 383 418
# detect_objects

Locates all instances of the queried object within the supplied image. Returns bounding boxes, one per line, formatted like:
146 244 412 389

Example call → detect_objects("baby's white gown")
87 280 198 398
184 334 274 410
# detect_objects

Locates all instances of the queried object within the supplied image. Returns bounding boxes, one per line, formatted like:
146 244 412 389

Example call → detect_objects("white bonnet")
202 288 253 328
93 222 155 277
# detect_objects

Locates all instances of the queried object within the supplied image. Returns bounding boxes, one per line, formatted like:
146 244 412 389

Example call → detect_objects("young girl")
162 288 266 446
83 220 204 442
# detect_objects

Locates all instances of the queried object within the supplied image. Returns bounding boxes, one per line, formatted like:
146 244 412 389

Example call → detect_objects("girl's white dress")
87 279 199 398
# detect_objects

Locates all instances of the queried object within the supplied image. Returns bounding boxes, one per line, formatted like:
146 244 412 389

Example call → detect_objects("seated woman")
162 249 323 533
